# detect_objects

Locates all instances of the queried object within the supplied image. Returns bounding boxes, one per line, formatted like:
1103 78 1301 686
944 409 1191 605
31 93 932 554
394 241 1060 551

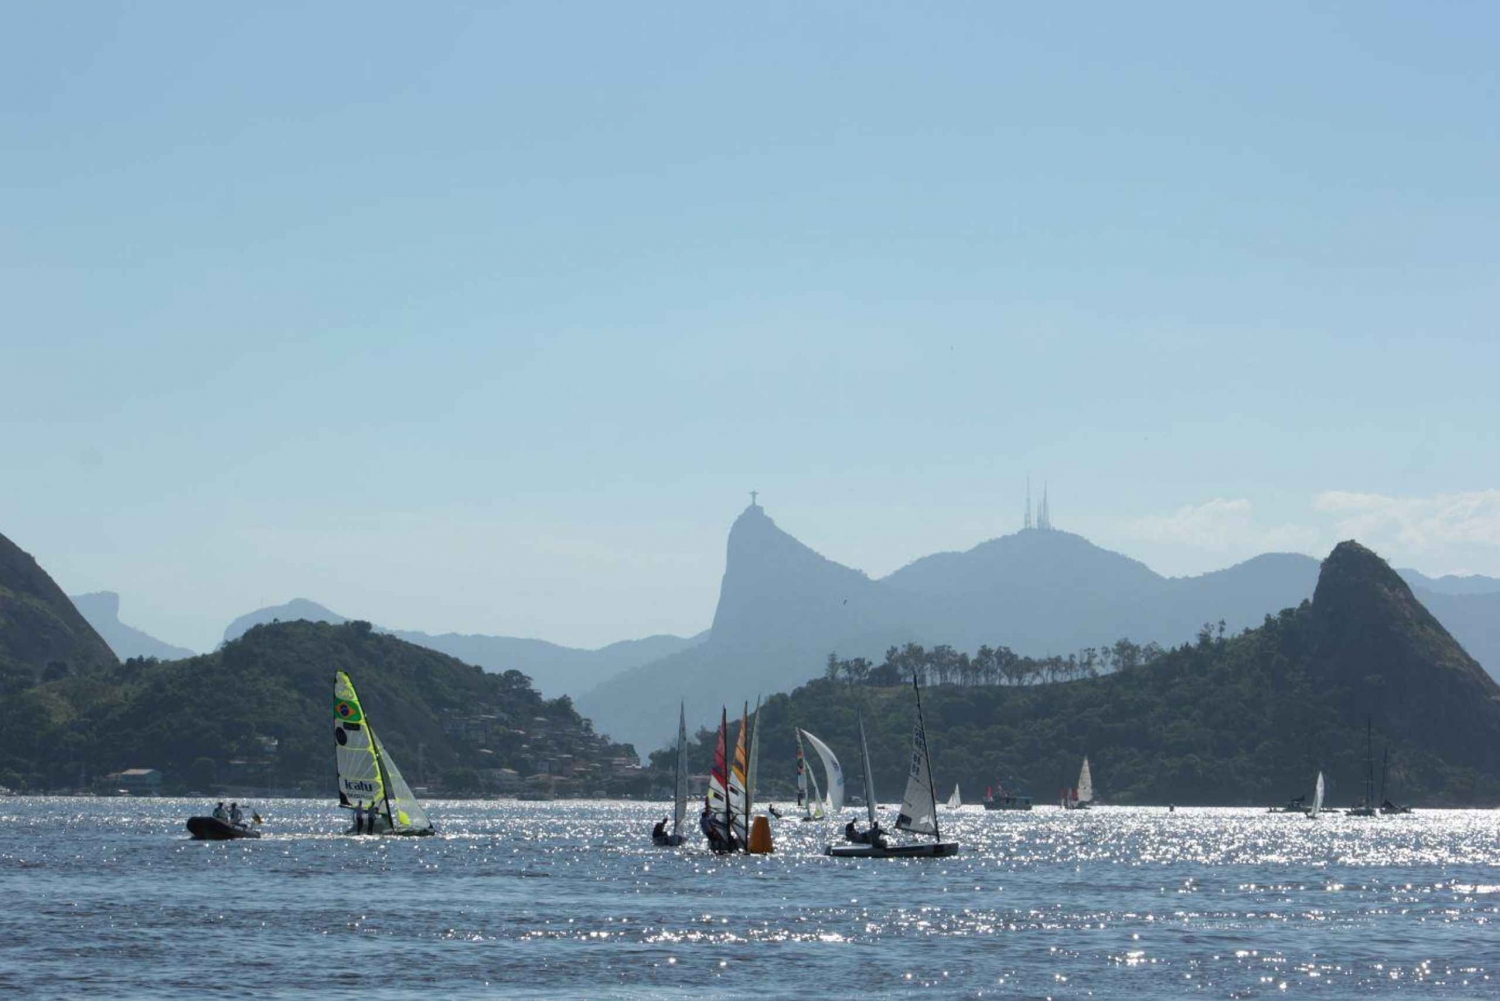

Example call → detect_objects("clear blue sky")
4 3 1497 652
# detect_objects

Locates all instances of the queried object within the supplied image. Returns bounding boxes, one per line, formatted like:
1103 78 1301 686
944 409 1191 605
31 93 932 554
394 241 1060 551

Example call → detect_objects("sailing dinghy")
653 703 690 846
947 783 962 810
797 728 845 822
1063 757 1093 810
334 671 435 836
827 678 959 858
1308 770 1325 819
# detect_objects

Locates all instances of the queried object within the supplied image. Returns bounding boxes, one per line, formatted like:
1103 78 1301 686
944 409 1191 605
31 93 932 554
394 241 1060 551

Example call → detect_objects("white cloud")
1313 490 1500 554
1127 498 1321 555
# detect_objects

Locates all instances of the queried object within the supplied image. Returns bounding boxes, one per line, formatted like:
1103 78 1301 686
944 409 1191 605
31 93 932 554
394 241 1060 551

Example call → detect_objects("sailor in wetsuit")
228 802 243 827
651 817 668 841
212 801 228 822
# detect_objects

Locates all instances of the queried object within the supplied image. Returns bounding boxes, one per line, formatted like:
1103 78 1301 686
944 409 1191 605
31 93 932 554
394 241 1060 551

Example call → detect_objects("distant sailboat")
1063 757 1093 810
947 783 962 810
799 728 845 817
1346 718 1378 817
827 678 959 858
333 671 434 836
795 730 825 821
653 703 689 846
1309 770 1325 819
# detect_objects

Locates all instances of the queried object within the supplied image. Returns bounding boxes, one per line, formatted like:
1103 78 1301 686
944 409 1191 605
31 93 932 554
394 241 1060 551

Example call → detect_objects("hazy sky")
4 4 1497 653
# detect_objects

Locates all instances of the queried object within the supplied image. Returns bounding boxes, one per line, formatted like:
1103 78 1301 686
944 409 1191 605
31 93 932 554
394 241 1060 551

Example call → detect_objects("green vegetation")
0 620 643 797
653 543 1500 807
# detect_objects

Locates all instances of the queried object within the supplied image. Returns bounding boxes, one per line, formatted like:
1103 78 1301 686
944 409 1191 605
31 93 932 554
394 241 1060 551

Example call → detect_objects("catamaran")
827 678 959 858
653 703 690 846
1062 757 1093 810
946 783 962 809
333 671 434 836
797 728 845 822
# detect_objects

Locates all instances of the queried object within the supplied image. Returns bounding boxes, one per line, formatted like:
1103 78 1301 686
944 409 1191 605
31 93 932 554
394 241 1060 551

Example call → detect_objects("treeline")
822 628 1239 687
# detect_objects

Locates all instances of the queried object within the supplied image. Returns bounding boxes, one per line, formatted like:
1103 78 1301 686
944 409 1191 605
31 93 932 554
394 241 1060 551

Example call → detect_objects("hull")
187 817 260 840
344 824 435 837
826 841 959 858
652 833 688 847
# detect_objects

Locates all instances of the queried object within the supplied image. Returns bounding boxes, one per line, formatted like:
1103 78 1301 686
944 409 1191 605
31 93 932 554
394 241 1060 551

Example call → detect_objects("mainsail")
707 708 730 828
1311 770 1325 818
728 704 751 846
947 783 962 809
857 711 877 828
1076 757 1094 805
894 677 939 837
672 702 689 839
796 730 826 820
800 729 845 813
746 697 761 820
374 730 433 834
334 671 383 811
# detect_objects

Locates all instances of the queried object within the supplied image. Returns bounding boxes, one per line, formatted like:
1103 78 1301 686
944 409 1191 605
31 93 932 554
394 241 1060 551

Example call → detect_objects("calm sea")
2 797 1496 999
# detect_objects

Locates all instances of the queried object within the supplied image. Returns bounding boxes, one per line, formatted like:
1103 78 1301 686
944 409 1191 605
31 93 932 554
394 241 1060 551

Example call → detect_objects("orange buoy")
747 815 774 853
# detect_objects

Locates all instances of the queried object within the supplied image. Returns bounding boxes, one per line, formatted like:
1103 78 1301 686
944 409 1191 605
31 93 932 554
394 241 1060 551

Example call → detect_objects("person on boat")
229 802 243 827
652 817 668 841
768 804 783 820
845 819 860 842
212 801 228 822
353 803 366 834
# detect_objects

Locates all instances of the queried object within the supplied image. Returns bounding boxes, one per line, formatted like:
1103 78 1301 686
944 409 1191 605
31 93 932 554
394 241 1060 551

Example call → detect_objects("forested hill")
1 530 117 686
654 542 1500 807
0 620 640 796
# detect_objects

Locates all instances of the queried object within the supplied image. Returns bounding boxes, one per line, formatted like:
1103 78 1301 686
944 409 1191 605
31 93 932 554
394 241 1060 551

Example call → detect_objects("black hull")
652 833 688 847
826 841 959 858
982 800 1032 811
187 817 260 840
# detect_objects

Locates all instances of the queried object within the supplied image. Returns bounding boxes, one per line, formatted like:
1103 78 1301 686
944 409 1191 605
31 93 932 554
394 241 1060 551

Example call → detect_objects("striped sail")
707 708 729 826
728 704 751 846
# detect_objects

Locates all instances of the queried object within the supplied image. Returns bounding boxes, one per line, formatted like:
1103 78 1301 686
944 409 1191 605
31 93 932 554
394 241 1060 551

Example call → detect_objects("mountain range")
578 503 1500 750
70 591 196 661
220 597 702 699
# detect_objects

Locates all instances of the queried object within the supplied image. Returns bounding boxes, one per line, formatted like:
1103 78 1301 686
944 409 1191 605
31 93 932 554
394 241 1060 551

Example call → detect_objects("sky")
3 3 1498 653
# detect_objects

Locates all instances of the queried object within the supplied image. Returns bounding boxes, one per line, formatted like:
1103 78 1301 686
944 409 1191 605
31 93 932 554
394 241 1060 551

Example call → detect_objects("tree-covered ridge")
0 620 642 796
0 531 118 688
652 543 1500 808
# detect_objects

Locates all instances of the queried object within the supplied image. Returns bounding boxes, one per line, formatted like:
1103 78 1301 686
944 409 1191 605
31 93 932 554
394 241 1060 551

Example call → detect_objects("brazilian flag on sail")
334 697 363 723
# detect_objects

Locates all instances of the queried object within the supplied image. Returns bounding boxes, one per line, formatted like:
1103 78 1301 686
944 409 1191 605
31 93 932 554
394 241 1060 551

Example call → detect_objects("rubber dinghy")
186 817 261 840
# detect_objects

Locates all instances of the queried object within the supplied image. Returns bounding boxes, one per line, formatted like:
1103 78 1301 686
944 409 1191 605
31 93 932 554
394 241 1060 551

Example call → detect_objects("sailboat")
1308 770 1325 819
1063 757 1093 810
333 671 434 836
799 728 845 820
827 678 959 858
652 703 689 846
703 708 738 852
1346 718 1378 817
1379 745 1412 814
946 783 962 810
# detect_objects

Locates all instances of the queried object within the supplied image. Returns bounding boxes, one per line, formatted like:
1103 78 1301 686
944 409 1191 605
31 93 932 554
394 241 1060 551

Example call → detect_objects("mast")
1365 717 1374 808
1380 745 1389 806
913 674 940 844
370 728 396 828
857 711 876 828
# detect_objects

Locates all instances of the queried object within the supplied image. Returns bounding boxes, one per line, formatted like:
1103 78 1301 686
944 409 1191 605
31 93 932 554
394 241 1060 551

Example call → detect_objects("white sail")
1311 771 1325 818
799 729 846 813
1076 757 1094 805
334 672 384 811
857 713 877 828
947 783 962 809
747 697 761 818
895 714 938 836
806 752 825 819
373 729 433 834
672 703 688 838
796 730 825 820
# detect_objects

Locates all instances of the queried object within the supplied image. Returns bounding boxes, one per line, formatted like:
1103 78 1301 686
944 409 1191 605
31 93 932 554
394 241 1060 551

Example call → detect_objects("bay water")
3 797 1496 998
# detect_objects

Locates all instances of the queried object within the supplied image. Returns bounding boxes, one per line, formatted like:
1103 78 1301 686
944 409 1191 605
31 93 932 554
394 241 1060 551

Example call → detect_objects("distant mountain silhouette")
579 504 1498 751
221 598 700 698
70 591 195 661
1398 568 1500 596
659 540 1500 806
1 531 117 684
